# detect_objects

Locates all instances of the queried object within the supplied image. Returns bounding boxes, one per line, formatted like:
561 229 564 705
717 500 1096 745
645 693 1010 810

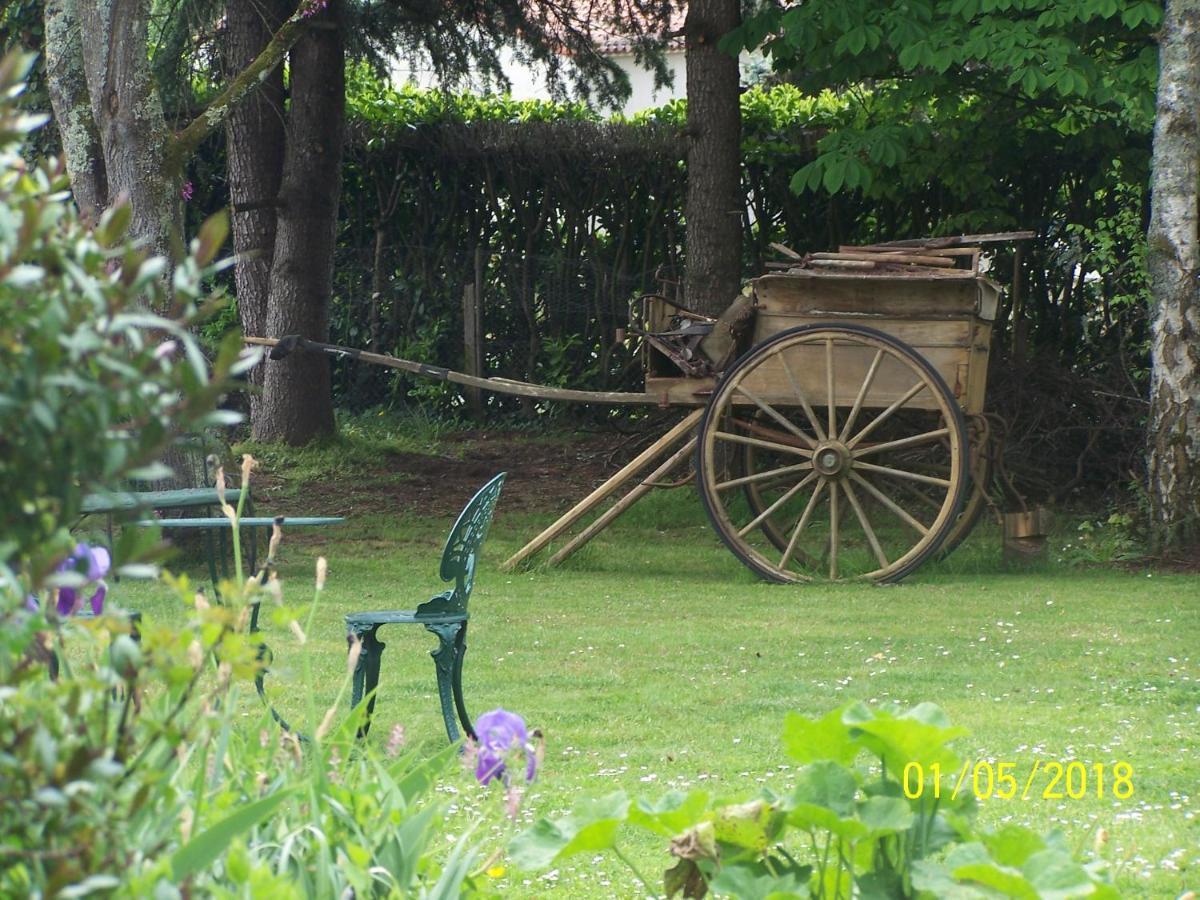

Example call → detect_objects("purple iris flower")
473 708 537 786
54 543 110 616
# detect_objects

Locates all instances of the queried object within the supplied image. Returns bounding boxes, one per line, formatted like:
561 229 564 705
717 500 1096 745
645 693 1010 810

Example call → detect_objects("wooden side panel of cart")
744 273 999 414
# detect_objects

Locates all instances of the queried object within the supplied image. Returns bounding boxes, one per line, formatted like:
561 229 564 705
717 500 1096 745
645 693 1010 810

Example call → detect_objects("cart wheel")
934 416 994 560
696 324 968 583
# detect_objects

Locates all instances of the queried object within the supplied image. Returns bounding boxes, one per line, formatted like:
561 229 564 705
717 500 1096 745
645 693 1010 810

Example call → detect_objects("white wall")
389 48 763 116
388 48 687 116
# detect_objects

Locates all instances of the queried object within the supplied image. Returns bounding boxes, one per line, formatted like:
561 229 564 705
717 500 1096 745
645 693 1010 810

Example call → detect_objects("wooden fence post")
462 284 482 417
462 248 484 417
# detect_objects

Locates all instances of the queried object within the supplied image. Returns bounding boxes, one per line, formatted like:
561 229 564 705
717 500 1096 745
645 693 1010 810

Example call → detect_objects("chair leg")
452 623 475 740
349 625 385 738
426 622 466 743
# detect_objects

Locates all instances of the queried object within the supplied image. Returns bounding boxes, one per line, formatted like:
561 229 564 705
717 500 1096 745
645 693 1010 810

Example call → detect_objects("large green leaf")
508 791 630 870
843 703 967 776
628 789 711 837
787 761 858 816
709 863 810 900
782 709 859 765
857 796 913 836
713 800 779 854
982 824 1046 868
1022 848 1098 899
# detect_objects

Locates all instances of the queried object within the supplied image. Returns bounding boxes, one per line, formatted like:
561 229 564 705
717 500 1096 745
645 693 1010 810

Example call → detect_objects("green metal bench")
345 472 505 743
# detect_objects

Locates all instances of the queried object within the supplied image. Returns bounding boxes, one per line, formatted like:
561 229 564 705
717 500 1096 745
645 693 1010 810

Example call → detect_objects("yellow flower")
486 866 506 879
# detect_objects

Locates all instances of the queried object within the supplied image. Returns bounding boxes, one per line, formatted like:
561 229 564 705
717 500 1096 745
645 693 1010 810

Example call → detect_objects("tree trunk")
1146 0 1200 550
255 2 343 444
683 0 742 317
43 0 107 223
74 0 179 258
225 0 289 423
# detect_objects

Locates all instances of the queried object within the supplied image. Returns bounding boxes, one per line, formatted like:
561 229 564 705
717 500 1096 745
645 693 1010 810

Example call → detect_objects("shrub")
0 53 480 897
510 702 1117 898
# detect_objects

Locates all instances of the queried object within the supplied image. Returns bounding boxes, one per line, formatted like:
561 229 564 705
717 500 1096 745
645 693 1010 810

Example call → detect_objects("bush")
0 53 481 897
510 702 1118 898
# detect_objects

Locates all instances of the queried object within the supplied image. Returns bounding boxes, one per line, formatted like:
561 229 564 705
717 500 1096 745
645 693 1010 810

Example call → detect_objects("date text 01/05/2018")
901 760 1134 802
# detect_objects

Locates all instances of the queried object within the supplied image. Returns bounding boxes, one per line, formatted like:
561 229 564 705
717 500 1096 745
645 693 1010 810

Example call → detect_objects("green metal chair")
345 472 505 742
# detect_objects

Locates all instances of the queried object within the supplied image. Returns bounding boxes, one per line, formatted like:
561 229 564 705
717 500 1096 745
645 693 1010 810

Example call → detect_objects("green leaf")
910 859 990 898
713 799 777 852
710 863 810 899
857 796 913 836
390 728 456 801
95 201 132 248
1023 848 1096 898
843 703 967 776
982 824 1045 867
952 862 1038 898
628 789 711 837
836 27 869 56
790 162 824 194
171 788 294 880
823 156 849 193
193 210 230 267
783 708 859 765
508 791 630 870
897 42 924 70
789 761 858 816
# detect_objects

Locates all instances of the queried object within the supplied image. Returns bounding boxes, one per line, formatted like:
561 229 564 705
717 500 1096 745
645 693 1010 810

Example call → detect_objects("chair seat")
345 609 467 627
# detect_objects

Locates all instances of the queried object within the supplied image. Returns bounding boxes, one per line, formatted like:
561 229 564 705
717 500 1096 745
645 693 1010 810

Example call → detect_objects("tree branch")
168 11 311 171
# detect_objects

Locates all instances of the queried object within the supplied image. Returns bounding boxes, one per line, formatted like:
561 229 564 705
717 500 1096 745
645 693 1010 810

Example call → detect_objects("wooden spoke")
779 352 828 442
733 384 818 449
825 338 836 438
845 380 928 449
828 481 840 580
714 430 813 459
716 460 814 492
737 472 818 537
851 428 950 458
780 479 826 570
893 477 945 513
733 417 813 451
849 471 929 535
839 349 884 442
853 460 952 488
842 479 889 569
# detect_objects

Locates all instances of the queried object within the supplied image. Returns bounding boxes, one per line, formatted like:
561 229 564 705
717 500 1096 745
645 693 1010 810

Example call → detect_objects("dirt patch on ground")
254 427 664 520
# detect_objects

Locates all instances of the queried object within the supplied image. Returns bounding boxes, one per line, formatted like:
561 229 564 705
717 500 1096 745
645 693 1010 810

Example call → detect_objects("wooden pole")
1011 242 1027 366
545 435 697 568
462 279 483 418
499 408 704 571
244 336 679 406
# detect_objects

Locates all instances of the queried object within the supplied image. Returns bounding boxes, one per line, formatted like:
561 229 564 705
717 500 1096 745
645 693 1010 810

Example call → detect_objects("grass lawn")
104 429 1198 898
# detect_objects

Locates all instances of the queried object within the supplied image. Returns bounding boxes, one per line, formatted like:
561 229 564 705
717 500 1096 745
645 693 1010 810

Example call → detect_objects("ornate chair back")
438 472 506 613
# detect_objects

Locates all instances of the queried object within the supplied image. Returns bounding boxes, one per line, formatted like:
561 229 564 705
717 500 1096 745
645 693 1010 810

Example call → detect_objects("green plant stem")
231 482 249 586
611 845 656 898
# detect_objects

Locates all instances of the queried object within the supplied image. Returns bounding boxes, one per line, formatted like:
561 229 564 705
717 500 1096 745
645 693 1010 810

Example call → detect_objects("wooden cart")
250 233 1026 584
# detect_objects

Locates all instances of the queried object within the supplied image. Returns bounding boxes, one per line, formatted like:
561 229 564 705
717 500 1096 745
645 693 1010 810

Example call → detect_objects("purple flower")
54 543 110 616
473 708 537 786
299 0 327 17
180 181 194 202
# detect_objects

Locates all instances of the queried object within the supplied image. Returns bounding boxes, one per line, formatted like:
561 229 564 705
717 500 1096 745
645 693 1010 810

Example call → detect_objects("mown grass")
105 434 1198 898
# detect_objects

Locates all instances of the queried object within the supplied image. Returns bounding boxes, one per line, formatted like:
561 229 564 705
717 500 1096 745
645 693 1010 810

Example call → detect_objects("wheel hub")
813 442 851 478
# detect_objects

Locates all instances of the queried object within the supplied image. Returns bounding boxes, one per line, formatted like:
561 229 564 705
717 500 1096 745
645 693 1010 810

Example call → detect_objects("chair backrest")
439 472 506 607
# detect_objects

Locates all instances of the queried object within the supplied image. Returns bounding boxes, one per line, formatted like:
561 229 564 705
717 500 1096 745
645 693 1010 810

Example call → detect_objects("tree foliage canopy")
725 0 1159 197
